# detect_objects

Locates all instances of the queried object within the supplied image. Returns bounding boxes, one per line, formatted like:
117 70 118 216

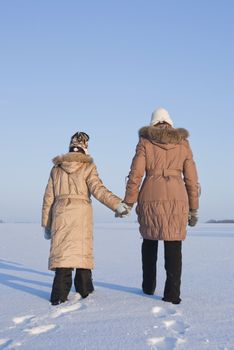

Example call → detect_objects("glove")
115 202 132 218
44 227 51 240
188 209 198 227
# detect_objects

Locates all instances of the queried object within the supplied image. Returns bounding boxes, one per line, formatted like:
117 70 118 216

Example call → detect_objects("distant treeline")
206 219 234 223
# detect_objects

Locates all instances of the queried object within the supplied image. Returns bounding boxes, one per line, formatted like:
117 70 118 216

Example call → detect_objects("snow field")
0 223 234 350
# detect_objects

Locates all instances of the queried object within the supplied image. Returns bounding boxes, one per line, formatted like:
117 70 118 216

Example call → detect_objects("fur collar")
53 152 93 165
139 126 189 144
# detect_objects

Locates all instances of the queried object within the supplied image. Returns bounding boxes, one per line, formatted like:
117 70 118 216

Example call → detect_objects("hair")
154 122 172 129
69 146 85 154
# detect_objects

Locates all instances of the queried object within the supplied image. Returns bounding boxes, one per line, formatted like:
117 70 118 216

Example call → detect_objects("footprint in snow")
147 336 183 350
148 305 188 348
23 324 56 335
0 338 13 350
163 319 189 334
151 306 178 318
50 302 82 319
147 336 186 349
151 306 164 316
12 315 35 325
6 294 82 346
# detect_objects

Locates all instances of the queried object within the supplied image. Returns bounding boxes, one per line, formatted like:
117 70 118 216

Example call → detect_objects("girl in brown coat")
124 108 200 304
42 132 128 305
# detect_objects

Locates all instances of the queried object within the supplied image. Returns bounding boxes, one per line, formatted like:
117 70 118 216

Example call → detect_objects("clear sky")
0 0 233 223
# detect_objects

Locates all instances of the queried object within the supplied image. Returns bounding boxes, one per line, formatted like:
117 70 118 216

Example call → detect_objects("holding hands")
115 202 133 218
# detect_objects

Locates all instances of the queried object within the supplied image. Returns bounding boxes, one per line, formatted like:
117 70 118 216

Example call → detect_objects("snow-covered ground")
0 223 234 350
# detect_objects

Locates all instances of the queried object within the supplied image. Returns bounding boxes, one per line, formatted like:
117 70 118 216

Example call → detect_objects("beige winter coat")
124 126 199 241
42 152 121 270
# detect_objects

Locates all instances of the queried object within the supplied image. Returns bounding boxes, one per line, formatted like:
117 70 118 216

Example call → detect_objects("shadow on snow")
0 259 52 300
94 281 162 300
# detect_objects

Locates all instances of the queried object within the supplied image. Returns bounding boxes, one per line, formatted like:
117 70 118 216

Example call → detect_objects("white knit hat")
150 108 174 127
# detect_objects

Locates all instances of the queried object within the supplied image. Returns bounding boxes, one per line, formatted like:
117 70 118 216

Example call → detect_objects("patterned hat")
69 132 90 154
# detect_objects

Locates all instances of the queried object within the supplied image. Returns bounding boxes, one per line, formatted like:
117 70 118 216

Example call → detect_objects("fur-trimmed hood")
52 152 93 174
139 126 189 148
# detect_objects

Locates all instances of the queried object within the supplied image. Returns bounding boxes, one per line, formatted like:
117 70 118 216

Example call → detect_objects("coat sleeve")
124 138 146 204
87 164 121 211
183 142 200 210
41 170 55 228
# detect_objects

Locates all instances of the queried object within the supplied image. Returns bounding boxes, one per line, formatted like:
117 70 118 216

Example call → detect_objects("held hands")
44 227 51 240
188 209 198 227
115 202 133 218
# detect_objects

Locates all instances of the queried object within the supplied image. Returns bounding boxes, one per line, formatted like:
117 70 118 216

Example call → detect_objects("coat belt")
55 194 90 201
147 169 181 178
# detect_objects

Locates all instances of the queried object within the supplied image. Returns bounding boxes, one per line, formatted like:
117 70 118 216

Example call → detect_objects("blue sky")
0 0 233 223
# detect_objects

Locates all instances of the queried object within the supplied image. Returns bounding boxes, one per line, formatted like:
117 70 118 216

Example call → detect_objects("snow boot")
162 296 181 305
74 268 94 298
50 268 72 305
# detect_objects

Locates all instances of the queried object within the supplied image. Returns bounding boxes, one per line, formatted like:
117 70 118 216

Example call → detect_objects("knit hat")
69 132 89 154
150 108 174 127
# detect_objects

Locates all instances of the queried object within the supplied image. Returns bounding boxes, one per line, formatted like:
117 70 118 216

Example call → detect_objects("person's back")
42 132 128 305
123 108 200 304
126 123 199 240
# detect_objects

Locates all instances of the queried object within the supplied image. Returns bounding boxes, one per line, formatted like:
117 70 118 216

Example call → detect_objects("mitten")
115 202 132 218
188 209 198 227
44 227 51 240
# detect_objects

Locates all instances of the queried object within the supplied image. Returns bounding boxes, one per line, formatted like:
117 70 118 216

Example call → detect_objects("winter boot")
50 268 72 305
74 268 94 298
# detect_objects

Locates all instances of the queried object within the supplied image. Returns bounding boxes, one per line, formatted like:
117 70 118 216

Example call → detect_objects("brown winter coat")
42 152 121 270
124 126 199 241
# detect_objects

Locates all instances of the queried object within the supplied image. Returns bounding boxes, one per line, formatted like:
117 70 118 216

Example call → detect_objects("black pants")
50 268 94 303
142 239 182 301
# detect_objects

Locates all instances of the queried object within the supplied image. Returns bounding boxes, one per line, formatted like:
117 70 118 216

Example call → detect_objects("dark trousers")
50 268 94 303
142 239 182 301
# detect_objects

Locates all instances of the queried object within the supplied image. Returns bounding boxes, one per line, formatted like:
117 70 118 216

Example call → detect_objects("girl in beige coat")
42 132 128 305
123 108 200 304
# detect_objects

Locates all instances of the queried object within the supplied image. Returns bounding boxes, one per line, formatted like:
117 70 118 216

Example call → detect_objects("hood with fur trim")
52 152 93 174
139 126 189 149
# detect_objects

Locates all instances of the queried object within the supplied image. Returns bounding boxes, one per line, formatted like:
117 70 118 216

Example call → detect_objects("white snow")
163 320 176 328
0 223 234 350
147 336 165 345
13 315 35 325
50 301 82 319
23 324 56 335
